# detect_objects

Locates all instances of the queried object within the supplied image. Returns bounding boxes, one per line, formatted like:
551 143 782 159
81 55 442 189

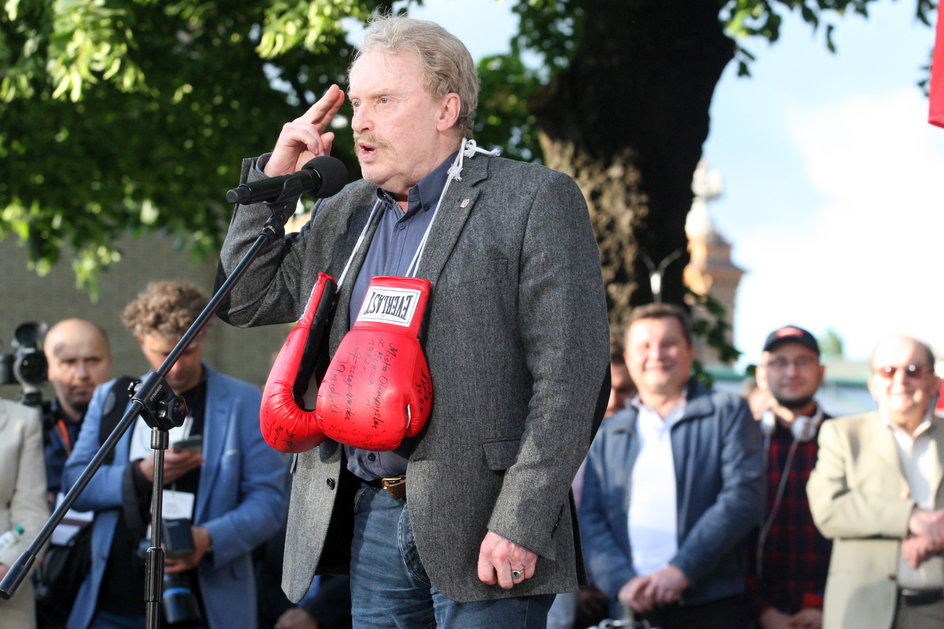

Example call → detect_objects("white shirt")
885 412 944 589
628 398 684 577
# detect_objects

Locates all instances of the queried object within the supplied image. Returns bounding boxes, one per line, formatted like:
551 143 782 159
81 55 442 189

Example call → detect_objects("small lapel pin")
460 198 470 208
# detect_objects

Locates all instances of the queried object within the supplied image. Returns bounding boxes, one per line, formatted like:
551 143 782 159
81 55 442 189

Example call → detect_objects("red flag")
931 1 944 127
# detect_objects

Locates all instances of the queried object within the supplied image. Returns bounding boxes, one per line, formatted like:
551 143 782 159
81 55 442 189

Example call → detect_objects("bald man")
42 318 113 500
808 335 944 628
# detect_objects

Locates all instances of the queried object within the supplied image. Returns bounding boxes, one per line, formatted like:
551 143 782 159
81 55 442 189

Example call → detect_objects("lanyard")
56 419 72 455
336 138 499 288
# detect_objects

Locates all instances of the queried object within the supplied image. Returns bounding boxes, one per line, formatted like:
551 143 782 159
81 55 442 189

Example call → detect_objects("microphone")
226 156 347 204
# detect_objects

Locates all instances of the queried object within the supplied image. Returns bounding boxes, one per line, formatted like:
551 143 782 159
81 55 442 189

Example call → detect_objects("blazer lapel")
865 414 906 477
195 370 226 522
414 156 487 285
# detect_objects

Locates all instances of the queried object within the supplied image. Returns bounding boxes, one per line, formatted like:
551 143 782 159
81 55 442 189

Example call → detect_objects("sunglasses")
874 363 930 380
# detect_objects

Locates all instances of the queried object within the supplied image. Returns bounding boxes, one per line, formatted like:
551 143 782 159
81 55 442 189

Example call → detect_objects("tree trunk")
532 0 734 328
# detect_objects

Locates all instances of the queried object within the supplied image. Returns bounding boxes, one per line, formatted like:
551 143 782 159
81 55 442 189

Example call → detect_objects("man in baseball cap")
751 325 831 629
762 325 821 356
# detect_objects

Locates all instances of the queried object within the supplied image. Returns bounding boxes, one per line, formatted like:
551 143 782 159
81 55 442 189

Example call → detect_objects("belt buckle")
381 475 407 500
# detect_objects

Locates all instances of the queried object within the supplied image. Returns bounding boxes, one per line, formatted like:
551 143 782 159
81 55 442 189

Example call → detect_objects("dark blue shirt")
43 398 82 496
254 153 453 480
344 154 454 481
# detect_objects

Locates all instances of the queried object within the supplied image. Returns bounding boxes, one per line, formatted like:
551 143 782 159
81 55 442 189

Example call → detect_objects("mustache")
354 133 387 149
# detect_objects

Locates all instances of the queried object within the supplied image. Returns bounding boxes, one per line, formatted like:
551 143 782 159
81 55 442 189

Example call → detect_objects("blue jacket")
63 367 288 629
579 382 764 606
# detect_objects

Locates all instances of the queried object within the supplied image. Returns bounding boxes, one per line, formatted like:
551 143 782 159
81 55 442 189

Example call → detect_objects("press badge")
161 489 195 520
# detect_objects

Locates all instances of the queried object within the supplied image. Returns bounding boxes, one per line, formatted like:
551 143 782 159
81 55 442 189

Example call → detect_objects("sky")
380 1 944 366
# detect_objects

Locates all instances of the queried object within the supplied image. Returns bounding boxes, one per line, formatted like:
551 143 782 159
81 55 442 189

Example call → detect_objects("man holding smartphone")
63 281 287 629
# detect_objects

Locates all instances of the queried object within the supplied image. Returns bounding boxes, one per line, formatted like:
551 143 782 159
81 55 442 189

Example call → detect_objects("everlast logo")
356 286 421 327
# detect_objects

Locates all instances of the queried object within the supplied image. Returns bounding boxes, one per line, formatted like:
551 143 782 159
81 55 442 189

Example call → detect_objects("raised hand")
266 84 346 176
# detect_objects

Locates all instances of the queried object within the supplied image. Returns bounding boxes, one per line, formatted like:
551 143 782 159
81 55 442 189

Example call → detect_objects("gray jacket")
217 151 610 602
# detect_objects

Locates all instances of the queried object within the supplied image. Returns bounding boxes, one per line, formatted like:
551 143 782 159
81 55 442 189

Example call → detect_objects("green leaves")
257 0 368 57
474 52 543 162
0 0 362 293
47 0 145 101
722 0 934 70
0 0 935 299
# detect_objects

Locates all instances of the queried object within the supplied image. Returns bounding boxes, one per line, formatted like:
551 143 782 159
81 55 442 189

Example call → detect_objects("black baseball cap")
763 325 820 354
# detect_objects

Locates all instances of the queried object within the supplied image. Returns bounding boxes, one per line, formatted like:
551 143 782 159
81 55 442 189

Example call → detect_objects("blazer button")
326 478 336 490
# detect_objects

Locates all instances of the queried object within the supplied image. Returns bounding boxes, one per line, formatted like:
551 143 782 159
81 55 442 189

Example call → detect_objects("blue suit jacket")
63 367 288 629
580 382 765 607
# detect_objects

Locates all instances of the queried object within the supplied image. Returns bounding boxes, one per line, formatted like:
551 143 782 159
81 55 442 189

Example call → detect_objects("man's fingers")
523 561 536 579
321 131 336 156
162 454 203 483
476 555 515 589
477 532 537 589
476 554 497 585
641 579 658 604
625 577 649 611
300 85 345 129
268 93 342 176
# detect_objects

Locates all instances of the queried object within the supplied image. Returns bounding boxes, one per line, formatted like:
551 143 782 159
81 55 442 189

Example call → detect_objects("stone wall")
0 233 291 404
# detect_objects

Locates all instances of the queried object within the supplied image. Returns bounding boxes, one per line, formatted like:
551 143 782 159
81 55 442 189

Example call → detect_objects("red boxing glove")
259 273 337 453
316 276 433 450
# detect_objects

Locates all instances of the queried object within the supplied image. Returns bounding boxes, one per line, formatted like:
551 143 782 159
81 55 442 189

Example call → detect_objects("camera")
0 322 48 405
161 519 201 625
162 518 196 558
163 572 201 625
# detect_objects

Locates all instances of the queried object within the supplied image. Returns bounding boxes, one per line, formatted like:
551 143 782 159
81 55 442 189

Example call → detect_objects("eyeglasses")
873 363 931 380
765 356 818 370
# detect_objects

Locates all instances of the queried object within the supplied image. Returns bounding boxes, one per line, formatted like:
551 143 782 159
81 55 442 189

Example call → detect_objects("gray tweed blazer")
217 151 610 603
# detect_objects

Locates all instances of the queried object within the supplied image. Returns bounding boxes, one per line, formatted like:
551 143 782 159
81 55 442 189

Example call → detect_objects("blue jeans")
350 484 554 628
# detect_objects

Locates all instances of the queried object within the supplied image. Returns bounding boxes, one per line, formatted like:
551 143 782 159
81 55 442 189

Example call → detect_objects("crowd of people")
3 302 938 629
1 12 942 629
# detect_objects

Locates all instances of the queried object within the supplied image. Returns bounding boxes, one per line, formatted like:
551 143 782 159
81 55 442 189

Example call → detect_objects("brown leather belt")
365 475 407 501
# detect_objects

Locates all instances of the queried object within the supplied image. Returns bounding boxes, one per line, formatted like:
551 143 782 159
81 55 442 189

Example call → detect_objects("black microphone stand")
0 191 302 629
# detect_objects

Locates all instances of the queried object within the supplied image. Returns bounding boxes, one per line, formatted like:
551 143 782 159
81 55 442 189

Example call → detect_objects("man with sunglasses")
808 335 944 629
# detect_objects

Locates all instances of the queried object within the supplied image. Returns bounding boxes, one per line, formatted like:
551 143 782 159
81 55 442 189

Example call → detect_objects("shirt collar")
630 389 689 419
375 152 458 218
881 407 936 440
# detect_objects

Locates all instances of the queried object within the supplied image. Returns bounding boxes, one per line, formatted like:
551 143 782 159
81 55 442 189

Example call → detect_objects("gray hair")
353 15 479 137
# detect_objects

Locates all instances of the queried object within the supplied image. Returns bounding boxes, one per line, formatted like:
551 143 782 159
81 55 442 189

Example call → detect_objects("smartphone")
171 434 203 454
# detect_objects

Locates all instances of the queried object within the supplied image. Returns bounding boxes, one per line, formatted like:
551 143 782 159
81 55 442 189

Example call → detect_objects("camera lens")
162 573 201 625
15 349 47 385
13 322 45 347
